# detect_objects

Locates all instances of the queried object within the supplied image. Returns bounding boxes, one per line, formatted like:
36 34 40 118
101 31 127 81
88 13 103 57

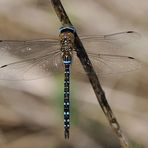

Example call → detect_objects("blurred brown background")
0 0 148 148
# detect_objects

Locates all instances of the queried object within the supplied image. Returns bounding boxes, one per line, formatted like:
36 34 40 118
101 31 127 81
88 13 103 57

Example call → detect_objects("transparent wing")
0 31 140 80
0 39 59 60
72 31 141 76
72 53 141 76
80 31 139 43
1 51 140 80
80 31 140 54
0 38 63 80
0 50 64 80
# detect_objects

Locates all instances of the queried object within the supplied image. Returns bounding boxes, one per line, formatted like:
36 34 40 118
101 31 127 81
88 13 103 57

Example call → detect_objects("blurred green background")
0 0 147 148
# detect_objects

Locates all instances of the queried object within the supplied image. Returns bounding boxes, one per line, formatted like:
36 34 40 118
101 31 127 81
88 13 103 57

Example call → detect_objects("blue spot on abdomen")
63 60 71 64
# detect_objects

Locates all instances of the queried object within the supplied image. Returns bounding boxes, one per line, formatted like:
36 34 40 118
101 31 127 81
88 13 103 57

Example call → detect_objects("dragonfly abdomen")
64 62 71 139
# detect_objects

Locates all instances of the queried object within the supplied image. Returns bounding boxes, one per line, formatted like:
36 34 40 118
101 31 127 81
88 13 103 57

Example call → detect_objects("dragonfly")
0 26 140 139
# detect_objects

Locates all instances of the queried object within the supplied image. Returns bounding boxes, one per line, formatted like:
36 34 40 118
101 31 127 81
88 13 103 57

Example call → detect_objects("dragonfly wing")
89 53 141 76
0 51 63 80
80 31 140 54
80 31 140 44
72 53 141 77
0 39 59 60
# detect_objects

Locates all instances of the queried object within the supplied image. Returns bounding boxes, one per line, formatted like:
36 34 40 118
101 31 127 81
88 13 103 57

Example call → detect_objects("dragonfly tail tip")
64 129 69 139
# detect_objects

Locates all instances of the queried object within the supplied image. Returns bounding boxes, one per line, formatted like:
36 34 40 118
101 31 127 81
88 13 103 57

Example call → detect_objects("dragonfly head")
59 26 75 33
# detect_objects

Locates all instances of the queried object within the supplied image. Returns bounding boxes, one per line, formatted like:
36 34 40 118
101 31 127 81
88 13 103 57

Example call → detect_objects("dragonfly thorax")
59 31 74 50
59 30 74 64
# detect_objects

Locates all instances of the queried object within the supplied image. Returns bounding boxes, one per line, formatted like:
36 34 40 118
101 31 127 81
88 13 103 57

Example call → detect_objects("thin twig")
50 0 129 147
